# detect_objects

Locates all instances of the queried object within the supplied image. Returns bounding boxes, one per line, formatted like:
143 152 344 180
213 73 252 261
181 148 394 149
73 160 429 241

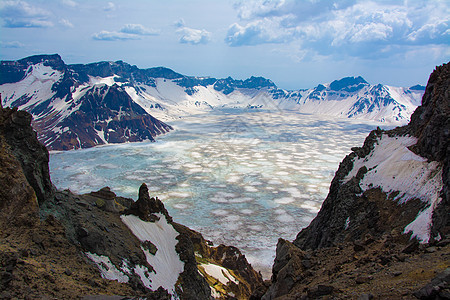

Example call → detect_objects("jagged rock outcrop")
293 63 449 251
125 184 264 299
125 183 172 222
263 63 450 299
0 105 142 298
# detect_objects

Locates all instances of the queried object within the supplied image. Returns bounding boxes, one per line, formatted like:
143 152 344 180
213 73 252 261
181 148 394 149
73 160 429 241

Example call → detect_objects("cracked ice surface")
50 110 380 278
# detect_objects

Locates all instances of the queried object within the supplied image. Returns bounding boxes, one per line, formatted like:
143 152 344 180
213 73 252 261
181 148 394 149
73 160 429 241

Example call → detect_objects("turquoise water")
50 110 379 277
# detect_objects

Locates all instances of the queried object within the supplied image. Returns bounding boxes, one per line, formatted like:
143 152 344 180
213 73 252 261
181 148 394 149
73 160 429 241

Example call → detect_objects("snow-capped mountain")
0 54 424 150
0 55 172 150
274 77 424 123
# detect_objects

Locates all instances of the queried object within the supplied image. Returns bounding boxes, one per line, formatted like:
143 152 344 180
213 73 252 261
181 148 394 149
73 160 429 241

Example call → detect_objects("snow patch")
121 213 184 295
200 263 239 285
85 252 129 283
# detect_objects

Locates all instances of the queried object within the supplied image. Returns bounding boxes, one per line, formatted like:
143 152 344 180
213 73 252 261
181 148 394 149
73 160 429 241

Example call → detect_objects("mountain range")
0 54 424 150
0 55 448 299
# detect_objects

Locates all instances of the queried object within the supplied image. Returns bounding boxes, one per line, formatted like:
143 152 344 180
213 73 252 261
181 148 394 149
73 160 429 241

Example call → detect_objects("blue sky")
0 0 449 89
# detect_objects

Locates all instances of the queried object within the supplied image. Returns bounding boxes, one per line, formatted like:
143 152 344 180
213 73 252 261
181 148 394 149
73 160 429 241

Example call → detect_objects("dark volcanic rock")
48 84 172 150
0 54 66 85
413 268 450 299
329 76 368 92
263 239 306 299
41 186 213 299
0 119 39 228
291 127 425 250
173 221 264 299
173 228 211 300
125 183 172 222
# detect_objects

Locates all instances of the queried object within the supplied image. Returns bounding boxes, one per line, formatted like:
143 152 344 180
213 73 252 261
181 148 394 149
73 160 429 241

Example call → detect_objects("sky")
0 0 449 90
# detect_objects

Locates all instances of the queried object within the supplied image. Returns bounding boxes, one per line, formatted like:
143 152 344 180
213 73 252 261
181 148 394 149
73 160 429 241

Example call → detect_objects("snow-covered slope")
118 75 424 124
0 54 424 149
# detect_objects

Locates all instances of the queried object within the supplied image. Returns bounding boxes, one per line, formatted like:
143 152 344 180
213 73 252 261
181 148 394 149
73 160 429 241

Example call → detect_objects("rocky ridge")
0 104 263 298
262 63 449 299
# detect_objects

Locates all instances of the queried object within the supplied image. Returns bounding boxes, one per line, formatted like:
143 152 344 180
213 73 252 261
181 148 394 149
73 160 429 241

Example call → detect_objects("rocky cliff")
0 105 263 299
262 64 449 299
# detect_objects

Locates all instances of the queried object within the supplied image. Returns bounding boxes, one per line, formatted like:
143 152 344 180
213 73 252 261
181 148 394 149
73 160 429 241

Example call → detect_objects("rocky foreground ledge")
0 103 263 299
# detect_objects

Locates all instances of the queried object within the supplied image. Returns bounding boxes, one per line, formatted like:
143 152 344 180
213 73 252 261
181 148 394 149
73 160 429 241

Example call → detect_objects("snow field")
121 213 184 296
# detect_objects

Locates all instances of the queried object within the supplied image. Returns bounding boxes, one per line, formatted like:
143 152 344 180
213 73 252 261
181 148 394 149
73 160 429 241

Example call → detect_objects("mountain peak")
144 67 184 79
17 54 64 65
243 76 276 89
409 84 426 91
329 76 368 92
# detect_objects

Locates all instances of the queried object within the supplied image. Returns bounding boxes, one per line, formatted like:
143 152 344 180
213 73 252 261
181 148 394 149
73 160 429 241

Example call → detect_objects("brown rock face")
409 63 450 163
0 130 38 228
0 106 55 204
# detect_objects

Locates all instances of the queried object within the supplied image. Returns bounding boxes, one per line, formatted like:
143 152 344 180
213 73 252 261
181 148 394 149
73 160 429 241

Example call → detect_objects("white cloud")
175 20 211 45
104 2 116 12
227 0 450 59
177 27 211 45
234 0 286 20
93 24 159 41
92 30 140 41
407 20 450 44
61 0 77 8
59 18 74 28
226 16 294 46
0 40 24 48
0 0 53 28
120 24 159 36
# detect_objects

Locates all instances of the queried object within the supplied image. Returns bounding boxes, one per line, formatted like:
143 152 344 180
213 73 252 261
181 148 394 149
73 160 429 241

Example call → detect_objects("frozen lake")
49 109 381 278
